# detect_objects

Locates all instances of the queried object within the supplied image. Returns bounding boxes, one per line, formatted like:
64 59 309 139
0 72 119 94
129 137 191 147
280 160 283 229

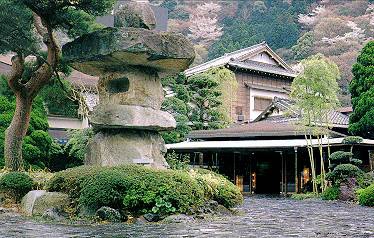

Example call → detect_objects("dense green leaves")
357 184 374 207
208 0 310 60
349 41 374 138
162 68 236 143
291 54 340 130
48 165 243 216
0 76 59 169
0 172 33 201
39 80 79 118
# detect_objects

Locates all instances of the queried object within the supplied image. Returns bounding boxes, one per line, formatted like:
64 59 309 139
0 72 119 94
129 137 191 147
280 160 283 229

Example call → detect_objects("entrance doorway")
254 154 281 194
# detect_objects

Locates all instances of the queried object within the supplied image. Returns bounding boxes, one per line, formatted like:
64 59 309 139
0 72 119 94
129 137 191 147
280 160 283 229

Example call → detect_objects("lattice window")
254 97 272 111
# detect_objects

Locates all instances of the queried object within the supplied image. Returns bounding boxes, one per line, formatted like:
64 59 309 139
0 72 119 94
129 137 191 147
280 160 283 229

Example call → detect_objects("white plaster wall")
249 88 288 121
48 116 88 129
250 53 277 65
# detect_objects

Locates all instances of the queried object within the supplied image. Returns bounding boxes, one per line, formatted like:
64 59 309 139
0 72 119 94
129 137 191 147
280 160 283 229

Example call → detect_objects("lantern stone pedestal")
62 2 194 168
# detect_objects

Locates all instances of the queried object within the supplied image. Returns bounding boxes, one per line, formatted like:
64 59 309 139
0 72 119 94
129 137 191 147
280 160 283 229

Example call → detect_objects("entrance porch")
167 138 374 194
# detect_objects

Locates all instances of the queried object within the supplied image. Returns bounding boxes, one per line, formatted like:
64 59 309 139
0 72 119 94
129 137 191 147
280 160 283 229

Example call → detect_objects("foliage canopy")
349 41 374 139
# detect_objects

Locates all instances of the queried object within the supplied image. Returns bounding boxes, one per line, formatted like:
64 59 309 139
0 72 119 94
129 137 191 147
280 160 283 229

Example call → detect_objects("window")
254 97 272 111
235 106 243 115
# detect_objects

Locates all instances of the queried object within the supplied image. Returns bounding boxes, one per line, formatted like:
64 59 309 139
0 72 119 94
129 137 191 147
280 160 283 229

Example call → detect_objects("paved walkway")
0 196 373 237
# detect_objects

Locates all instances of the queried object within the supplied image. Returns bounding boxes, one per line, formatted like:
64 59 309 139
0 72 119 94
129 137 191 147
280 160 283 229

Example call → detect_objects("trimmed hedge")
326 164 364 185
189 169 243 208
47 165 243 216
357 184 374 207
0 172 33 202
321 186 340 200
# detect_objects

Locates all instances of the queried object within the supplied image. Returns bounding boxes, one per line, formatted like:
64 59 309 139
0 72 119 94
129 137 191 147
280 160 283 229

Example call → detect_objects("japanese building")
169 44 374 194
185 41 297 122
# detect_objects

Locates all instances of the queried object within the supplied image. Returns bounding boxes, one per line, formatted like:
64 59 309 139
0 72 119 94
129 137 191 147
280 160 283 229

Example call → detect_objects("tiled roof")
337 106 353 114
228 60 297 78
188 120 345 139
184 42 295 77
66 70 98 88
255 97 349 128
188 97 349 140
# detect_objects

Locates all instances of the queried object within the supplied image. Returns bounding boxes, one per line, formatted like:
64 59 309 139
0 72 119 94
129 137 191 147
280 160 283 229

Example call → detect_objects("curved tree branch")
7 54 26 94
25 13 60 98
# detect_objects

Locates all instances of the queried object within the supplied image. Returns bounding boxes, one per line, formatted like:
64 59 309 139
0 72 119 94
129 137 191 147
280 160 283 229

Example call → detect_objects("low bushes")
321 186 340 200
357 184 374 207
0 172 33 202
291 193 319 200
189 169 243 208
47 165 243 217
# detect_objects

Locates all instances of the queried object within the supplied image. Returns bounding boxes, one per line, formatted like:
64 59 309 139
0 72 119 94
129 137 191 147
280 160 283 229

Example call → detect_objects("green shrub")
291 193 319 200
47 166 103 201
326 164 364 185
79 169 133 210
329 151 353 170
165 151 190 170
321 186 340 200
64 128 94 167
48 165 242 217
357 173 374 189
49 166 206 216
357 184 374 207
0 172 33 201
188 169 243 208
121 168 205 215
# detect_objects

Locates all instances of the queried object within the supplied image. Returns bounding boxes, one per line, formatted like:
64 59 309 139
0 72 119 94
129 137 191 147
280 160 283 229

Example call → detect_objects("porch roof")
166 138 374 150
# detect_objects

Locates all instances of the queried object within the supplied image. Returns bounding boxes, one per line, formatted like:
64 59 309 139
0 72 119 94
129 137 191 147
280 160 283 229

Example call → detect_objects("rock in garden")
214 204 232 216
114 2 156 29
32 192 70 216
163 214 194 223
143 213 161 222
41 208 67 221
62 0 194 169
95 206 122 222
21 190 47 216
339 178 357 201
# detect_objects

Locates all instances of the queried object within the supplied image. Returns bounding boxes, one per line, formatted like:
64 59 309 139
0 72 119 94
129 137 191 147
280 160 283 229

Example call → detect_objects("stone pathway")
0 196 373 237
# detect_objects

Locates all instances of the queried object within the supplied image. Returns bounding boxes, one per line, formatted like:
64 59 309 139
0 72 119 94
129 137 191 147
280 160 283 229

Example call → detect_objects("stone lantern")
62 2 195 168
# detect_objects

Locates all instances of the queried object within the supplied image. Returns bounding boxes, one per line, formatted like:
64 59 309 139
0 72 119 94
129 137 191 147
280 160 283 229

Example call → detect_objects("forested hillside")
151 0 374 105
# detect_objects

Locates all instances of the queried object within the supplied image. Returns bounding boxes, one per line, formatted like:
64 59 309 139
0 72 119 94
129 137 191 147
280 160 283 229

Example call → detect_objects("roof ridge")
184 42 267 76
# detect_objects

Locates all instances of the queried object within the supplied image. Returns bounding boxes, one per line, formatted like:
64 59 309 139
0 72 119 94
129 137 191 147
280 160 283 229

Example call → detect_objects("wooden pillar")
233 152 236 183
294 147 299 193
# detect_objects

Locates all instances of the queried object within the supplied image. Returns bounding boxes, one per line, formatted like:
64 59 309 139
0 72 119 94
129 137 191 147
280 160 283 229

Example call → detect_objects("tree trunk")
4 94 33 171
3 15 59 171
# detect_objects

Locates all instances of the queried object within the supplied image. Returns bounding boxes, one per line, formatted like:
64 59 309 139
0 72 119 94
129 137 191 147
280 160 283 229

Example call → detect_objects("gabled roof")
187 97 349 140
184 42 296 78
254 97 349 128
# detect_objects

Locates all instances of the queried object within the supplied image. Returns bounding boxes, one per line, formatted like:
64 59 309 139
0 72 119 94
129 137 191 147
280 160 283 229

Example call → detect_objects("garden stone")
95 207 121 222
86 130 168 168
90 104 176 130
0 192 5 206
21 190 46 216
32 192 70 216
163 214 194 223
78 205 96 218
114 1 156 29
339 178 357 201
143 213 160 222
63 1 194 169
215 204 232 216
41 208 67 221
